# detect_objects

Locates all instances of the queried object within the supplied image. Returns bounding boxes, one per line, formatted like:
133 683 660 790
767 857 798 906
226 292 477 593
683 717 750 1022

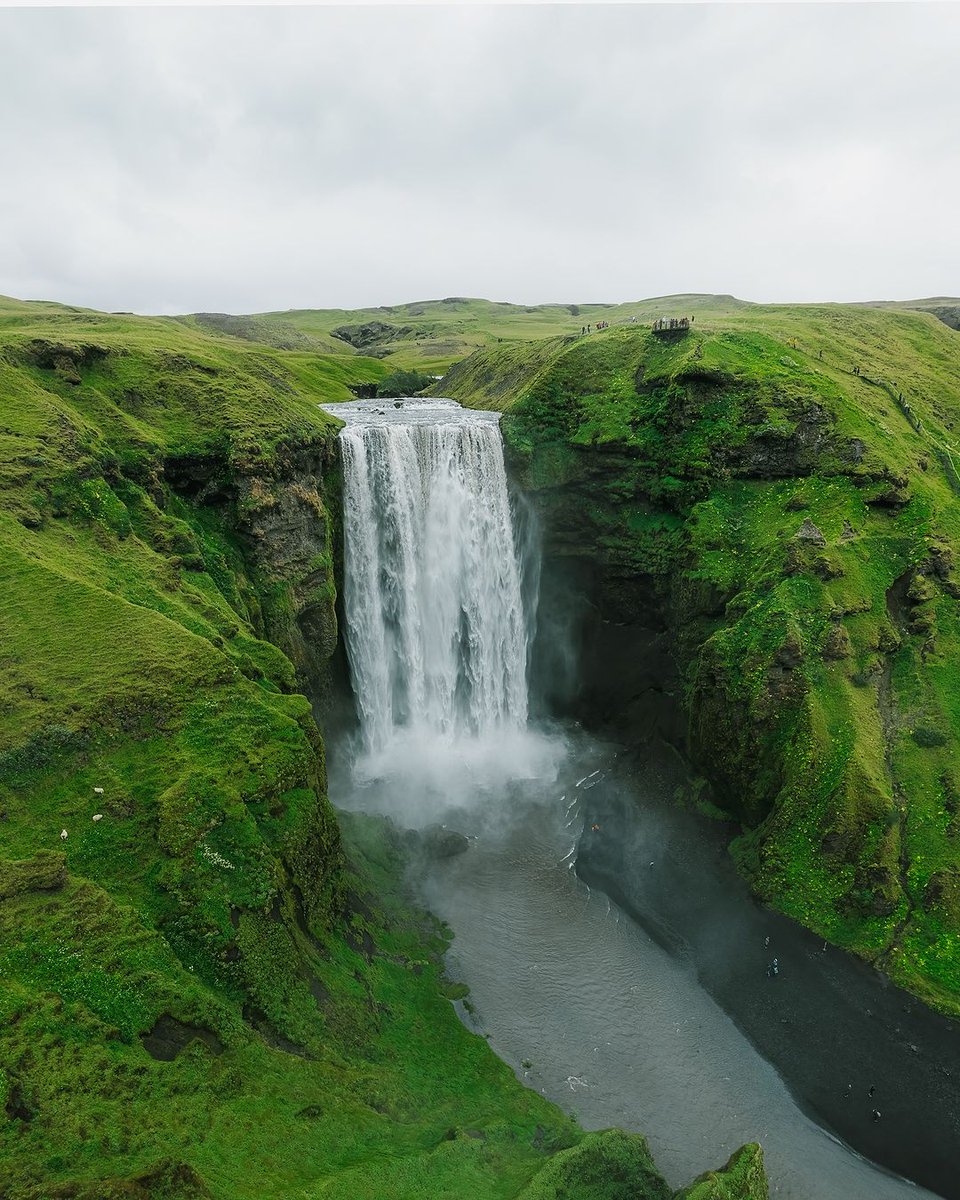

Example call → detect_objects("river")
333 729 949 1199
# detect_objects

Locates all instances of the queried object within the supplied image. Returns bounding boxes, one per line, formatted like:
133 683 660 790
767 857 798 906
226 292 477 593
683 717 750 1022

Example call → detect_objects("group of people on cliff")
578 315 693 336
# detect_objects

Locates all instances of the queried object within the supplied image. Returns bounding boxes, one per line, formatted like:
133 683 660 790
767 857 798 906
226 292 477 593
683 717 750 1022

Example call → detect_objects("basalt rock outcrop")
441 303 960 1019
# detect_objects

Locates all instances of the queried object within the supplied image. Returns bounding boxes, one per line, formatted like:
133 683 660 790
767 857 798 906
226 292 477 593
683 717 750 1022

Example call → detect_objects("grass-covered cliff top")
0 293 381 749
0 294 766 1200
439 303 960 1018
0 293 387 453
437 300 960 417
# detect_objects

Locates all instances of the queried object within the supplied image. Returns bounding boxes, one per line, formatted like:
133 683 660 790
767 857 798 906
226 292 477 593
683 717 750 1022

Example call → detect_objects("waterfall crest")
327 399 532 762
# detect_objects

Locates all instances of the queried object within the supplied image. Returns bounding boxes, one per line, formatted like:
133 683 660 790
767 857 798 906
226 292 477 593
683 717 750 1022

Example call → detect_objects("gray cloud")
0 4 958 313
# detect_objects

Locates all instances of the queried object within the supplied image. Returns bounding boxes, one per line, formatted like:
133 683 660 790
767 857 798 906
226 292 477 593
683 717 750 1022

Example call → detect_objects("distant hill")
864 297 960 331
182 294 749 372
175 293 958 373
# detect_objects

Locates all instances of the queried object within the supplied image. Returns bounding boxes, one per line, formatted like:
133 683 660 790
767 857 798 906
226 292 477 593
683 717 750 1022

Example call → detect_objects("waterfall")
326 399 533 764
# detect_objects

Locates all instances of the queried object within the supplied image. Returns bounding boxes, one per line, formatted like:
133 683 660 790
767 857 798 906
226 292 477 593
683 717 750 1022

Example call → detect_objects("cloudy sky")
0 4 957 314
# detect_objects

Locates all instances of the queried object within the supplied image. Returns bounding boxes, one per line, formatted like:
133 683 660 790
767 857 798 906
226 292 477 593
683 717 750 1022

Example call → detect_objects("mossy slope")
675 1146 767 1200
0 296 765 1199
442 303 960 1017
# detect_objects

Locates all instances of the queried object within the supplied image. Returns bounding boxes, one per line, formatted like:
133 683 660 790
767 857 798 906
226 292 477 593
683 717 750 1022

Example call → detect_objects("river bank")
331 725 944 1200
575 744 960 1199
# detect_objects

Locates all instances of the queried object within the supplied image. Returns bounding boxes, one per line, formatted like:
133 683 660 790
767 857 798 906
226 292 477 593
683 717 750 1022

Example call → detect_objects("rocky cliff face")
443 307 960 1019
167 432 343 706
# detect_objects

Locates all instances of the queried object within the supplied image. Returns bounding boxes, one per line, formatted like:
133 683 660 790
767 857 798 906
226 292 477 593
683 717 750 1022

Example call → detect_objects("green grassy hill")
179 295 747 374
440 302 960 1017
172 293 960 377
0 294 765 1200
865 297 960 331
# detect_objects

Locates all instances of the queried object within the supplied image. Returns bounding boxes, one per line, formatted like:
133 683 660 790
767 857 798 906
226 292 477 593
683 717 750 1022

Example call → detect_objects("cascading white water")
324 398 544 785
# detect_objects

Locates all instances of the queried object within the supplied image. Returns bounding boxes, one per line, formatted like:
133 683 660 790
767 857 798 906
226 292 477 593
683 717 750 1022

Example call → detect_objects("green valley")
0 294 767 1200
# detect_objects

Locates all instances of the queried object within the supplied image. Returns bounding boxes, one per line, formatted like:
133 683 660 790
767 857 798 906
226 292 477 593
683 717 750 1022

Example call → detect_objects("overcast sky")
0 4 957 314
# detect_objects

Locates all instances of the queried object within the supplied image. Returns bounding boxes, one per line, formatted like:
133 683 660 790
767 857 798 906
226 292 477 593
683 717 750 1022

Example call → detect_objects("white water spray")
326 398 554 791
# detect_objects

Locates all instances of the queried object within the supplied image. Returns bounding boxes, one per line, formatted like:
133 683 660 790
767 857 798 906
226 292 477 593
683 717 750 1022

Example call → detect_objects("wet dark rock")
163 431 343 705
15 338 109 378
4 1080 35 1123
793 517 826 546
927 542 955 577
875 623 902 653
867 474 911 507
907 572 937 605
140 1015 224 1062
849 864 901 917
812 553 843 580
782 541 805 576
344 926 376 961
724 404 835 477
576 772 960 1200
241 1005 309 1058
821 829 850 858
419 824 471 860
822 623 852 660
344 890 375 923
331 321 412 350
774 631 803 670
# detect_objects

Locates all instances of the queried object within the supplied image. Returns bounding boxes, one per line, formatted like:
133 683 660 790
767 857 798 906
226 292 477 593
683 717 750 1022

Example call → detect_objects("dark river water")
333 729 956 1200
